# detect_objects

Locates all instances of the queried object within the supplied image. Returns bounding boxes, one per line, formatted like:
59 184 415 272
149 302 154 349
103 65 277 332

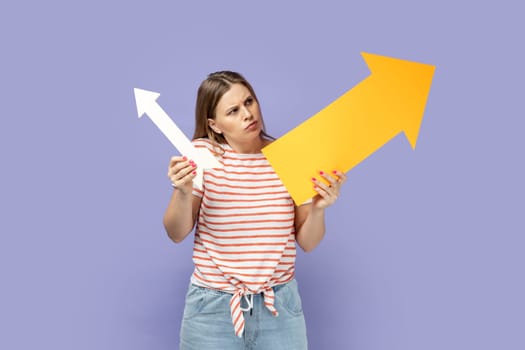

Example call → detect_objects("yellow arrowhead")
262 52 435 205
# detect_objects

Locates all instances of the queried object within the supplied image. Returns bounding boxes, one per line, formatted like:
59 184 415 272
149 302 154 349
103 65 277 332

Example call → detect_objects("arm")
163 191 201 243
162 156 202 243
294 170 347 252
294 203 326 253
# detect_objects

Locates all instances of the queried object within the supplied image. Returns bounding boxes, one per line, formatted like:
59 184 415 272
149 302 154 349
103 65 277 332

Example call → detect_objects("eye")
245 97 254 106
227 107 238 116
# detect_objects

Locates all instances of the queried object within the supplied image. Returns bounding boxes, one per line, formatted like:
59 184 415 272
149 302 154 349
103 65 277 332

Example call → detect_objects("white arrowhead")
134 88 222 189
134 88 160 118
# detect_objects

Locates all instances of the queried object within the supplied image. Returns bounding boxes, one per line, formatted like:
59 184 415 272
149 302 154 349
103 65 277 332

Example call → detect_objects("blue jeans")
179 279 308 349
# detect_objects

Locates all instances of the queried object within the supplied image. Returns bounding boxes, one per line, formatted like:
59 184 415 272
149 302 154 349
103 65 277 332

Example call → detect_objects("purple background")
1 1 524 349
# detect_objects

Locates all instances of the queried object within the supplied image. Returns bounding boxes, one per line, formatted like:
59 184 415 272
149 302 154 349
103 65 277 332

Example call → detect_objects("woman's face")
209 83 263 151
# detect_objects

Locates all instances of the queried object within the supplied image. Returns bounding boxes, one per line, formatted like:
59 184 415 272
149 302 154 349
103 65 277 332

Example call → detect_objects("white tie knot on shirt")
230 286 279 337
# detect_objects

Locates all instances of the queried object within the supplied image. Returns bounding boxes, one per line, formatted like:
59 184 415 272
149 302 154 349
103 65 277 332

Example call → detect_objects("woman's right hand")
167 156 197 194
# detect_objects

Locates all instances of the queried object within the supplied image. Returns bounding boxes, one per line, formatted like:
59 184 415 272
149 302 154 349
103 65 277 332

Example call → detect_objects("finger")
332 170 347 184
170 162 197 182
168 161 185 178
169 158 197 176
172 163 196 180
172 169 198 187
169 157 198 176
318 170 339 187
313 183 329 198
313 184 336 203
169 155 187 168
312 176 334 193
168 158 188 176
327 171 346 189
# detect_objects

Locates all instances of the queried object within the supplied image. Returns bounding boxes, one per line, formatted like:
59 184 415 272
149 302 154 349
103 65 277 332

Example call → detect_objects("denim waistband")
190 279 291 296
189 279 294 338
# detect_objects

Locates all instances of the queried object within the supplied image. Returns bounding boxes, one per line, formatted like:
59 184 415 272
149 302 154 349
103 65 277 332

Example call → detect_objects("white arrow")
134 88 222 189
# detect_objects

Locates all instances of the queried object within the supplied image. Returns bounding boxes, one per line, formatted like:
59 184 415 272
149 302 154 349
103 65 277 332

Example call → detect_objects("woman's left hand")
311 170 347 209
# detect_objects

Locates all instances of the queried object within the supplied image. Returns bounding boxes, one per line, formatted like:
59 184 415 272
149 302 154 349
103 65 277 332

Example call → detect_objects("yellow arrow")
262 52 435 205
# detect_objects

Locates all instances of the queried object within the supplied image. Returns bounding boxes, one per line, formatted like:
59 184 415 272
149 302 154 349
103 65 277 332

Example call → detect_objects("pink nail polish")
192 171 196 175
183 156 187 160
332 170 337 174
319 171 324 175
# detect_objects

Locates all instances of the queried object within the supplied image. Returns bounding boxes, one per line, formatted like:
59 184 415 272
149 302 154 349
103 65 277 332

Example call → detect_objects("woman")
163 71 346 349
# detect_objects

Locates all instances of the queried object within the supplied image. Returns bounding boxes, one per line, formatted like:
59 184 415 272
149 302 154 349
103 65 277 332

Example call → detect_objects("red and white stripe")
189 139 296 337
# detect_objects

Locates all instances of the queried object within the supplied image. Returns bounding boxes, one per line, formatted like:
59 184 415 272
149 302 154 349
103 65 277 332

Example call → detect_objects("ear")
208 118 222 134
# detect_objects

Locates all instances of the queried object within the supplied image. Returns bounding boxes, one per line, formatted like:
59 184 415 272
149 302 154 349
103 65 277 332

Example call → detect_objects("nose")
242 106 253 120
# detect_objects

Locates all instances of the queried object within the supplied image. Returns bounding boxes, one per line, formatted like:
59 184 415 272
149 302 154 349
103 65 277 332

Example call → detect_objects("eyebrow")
225 95 253 113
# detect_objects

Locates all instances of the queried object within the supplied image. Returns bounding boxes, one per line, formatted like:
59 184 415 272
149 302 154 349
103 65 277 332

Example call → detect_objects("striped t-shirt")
190 138 296 337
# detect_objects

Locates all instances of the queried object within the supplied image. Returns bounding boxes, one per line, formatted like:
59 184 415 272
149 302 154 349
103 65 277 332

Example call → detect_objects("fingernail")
319 171 324 175
192 163 197 168
192 171 196 175
183 156 187 160
311 177 317 181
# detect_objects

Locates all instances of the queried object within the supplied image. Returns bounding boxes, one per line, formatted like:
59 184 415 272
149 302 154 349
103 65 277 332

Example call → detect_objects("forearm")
295 207 326 252
163 189 197 243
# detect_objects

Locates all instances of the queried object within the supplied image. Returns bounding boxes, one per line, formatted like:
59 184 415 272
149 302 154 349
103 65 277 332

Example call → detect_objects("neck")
227 136 266 154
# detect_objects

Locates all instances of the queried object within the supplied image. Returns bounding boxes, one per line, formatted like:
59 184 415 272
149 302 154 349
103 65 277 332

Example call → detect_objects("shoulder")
192 137 213 149
192 138 226 155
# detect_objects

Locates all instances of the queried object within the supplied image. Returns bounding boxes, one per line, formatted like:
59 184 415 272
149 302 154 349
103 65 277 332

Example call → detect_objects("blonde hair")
192 71 273 147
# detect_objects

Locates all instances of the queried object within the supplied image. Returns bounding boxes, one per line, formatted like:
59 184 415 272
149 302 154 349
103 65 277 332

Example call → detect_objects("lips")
245 121 258 130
